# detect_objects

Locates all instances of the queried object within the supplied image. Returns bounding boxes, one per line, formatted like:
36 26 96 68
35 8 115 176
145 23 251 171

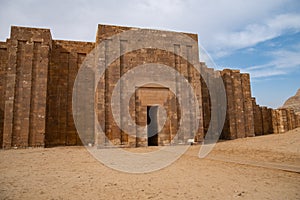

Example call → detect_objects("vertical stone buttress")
221 69 236 139
221 69 255 139
241 73 255 137
0 42 8 147
2 27 51 148
252 98 263 136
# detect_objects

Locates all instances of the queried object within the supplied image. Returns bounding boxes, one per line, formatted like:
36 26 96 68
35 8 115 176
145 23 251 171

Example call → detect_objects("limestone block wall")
241 74 255 137
45 40 94 146
0 24 299 149
95 24 204 147
252 98 263 136
261 107 273 135
199 64 227 140
0 42 8 147
272 109 287 133
220 69 254 139
199 63 211 136
251 100 300 135
272 109 281 134
286 109 296 130
261 107 299 134
295 114 300 128
1 26 52 148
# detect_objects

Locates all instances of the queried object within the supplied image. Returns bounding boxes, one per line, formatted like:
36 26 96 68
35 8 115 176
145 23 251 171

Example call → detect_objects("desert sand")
1 128 299 200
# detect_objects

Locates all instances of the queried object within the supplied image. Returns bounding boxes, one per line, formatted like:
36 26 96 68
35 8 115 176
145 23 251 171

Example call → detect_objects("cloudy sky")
0 0 299 108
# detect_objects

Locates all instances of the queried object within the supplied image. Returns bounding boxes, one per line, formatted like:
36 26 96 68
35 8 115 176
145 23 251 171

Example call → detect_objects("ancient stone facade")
0 24 299 148
220 69 255 139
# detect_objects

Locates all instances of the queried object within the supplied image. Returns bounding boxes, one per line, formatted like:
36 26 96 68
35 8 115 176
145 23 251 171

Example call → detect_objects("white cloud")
242 46 300 78
245 68 287 78
136 0 185 14
271 50 300 69
0 0 295 43
211 13 300 57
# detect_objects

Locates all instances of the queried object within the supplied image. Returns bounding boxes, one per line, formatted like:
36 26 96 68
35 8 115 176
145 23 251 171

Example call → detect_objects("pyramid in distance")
282 89 300 114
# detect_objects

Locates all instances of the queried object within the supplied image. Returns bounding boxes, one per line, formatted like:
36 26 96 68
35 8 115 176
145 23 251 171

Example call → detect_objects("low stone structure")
0 24 299 148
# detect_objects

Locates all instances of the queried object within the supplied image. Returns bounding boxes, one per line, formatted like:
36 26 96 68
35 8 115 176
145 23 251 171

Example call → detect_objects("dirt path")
0 128 299 199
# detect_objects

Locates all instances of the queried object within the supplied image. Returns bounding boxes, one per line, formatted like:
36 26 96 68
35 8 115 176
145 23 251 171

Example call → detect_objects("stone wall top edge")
10 25 52 47
0 41 7 48
11 25 52 36
11 25 51 31
97 24 198 42
98 23 198 36
278 107 295 111
53 39 95 46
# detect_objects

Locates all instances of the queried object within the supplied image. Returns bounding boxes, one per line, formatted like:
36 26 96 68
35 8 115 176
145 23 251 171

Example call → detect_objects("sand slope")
0 128 299 199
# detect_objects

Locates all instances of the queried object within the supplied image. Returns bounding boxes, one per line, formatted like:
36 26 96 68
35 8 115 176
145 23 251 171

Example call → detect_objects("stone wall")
0 41 8 147
1 26 52 148
219 69 254 139
295 114 300 128
252 98 263 136
95 24 204 147
252 105 299 134
0 24 299 148
273 108 298 133
45 40 94 146
261 107 273 135
199 65 226 140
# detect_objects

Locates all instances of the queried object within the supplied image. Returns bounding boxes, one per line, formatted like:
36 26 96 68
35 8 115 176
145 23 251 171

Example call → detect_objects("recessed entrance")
147 106 158 146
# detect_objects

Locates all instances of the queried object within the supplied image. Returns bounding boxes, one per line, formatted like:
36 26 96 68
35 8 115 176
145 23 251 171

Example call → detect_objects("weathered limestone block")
286 109 296 130
241 73 255 137
252 98 263 136
221 69 237 139
2 39 17 148
261 107 273 135
231 70 246 138
199 64 211 137
2 27 52 148
271 109 280 134
295 114 300 128
271 108 299 133
0 42 8 147
45 40 94 147
220 69 255 139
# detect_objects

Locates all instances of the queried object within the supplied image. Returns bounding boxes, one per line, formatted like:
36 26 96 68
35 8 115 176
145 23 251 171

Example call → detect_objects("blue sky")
215 31 300 107
0 0 299 108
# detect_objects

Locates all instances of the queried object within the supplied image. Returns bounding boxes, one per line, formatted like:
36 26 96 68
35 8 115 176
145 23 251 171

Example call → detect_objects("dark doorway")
147 106 158 146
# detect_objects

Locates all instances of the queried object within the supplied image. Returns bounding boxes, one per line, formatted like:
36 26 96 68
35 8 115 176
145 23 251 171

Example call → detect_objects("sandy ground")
0 128 300 200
